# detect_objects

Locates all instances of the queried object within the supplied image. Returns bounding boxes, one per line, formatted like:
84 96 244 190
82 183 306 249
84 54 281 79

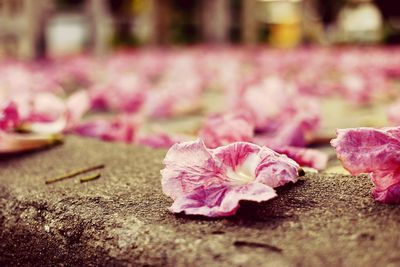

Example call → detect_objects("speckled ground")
1 136 400 267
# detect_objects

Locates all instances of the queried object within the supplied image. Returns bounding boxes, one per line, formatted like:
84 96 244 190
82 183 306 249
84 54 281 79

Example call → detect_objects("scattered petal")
161 140 300 217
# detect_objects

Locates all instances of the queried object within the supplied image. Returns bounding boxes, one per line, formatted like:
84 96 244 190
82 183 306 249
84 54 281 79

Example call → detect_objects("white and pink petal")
161 140 301 217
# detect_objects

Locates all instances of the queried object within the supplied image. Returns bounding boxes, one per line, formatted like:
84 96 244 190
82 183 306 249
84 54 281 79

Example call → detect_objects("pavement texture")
1 137 400 267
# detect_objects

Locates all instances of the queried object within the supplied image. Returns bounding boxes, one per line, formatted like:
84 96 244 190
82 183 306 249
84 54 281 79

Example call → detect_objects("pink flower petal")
200 112 254 148
331 127 400 203
161 140 300 217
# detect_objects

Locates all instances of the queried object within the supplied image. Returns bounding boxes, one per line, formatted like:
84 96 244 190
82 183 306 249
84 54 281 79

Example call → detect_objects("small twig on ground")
79 173 101 183
45 164 105 184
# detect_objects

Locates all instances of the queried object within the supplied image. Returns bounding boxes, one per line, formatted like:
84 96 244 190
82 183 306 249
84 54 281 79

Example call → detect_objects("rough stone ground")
1 137 400 267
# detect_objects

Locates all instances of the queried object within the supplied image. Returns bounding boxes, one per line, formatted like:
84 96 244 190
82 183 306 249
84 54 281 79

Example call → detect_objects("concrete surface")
1 137 400 267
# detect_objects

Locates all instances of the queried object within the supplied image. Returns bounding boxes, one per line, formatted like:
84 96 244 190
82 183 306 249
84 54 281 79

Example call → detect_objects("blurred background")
2 0 400 173
1 0 400 58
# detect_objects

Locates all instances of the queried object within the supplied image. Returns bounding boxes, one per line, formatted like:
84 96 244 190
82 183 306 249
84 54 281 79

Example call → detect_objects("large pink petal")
331 127 400 203
331 128 400 175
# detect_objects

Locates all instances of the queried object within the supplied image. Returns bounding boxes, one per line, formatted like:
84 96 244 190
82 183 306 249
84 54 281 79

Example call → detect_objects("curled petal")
331 127 400 203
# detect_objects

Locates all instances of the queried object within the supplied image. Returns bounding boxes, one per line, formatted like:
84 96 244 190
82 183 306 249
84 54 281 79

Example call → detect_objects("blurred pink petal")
253 118 308 148
331 127 400 203
161 140 299 217
90 76 147 113
254 131 328 170
231 77 321 146
200 112 254 148
72 115 137 144
52 55 95 86
237 77 290 130
137 132 187 149
9 92 82 134
144 67 204 118
0 102 20 132
273 146 328 171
